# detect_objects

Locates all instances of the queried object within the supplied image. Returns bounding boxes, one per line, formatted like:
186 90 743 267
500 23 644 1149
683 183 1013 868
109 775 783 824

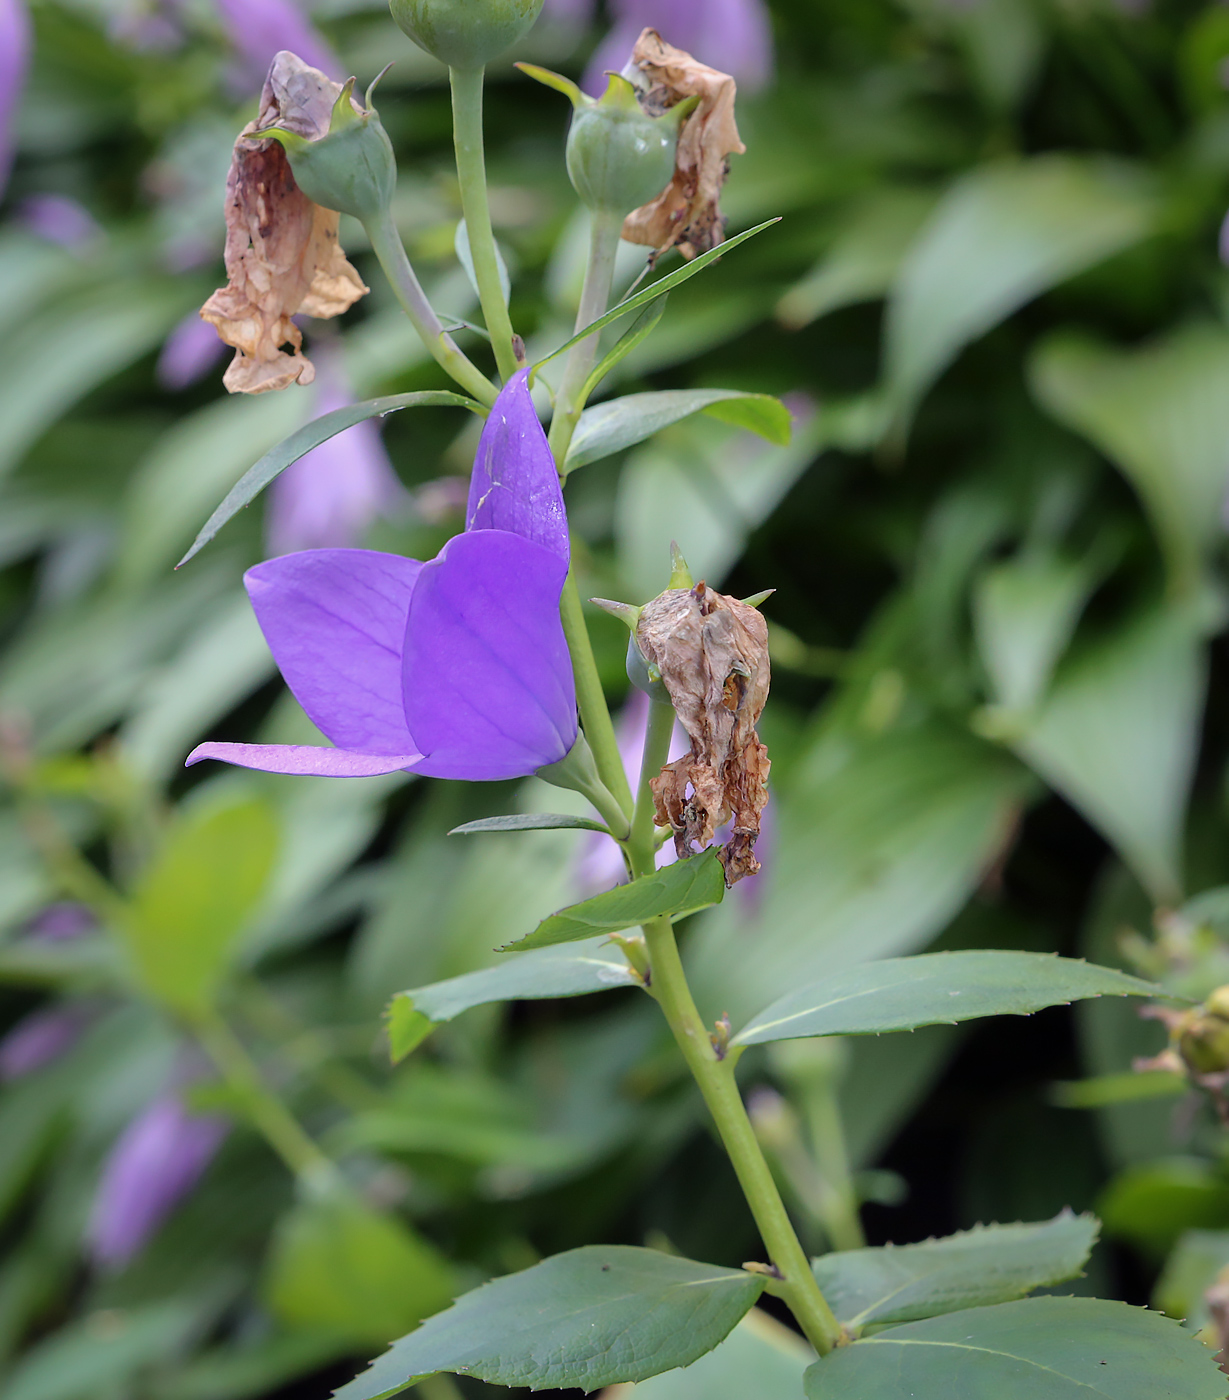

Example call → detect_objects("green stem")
628 697 674 869
559 572 634 820
640 915 844 1356
547 209 623 466
367 209 497 408
449 65 520 383
197 1014 338 1189
804 1064 866 1253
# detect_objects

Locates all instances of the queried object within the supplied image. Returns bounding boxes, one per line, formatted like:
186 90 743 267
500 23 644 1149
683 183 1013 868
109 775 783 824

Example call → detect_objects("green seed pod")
389 0 543 71
1178 1008 1229 1075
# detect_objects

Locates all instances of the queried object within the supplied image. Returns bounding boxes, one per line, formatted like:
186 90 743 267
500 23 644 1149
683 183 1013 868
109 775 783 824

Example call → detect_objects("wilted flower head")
200 51 368 394
636 579 770 883
0 0 31 197
86 1092 228 1269
266 347 406 555
215 0 339 92
188 372 578 782
618 29 746 260
584 0 772 96
0 1004 91 1080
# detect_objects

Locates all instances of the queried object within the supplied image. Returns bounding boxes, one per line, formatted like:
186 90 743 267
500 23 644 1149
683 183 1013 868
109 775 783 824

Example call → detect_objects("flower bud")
389 0 544 71
519 64 695 217
1179 1007 1229 1076
258 74 396 224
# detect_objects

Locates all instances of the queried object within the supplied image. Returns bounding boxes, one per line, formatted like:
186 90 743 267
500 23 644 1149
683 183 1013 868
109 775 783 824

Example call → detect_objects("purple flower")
15 194 102 252
0 1004 90 1080
25 901 97 941
157 313 228 391
86 1093 228 1269
0 0 31 197
214 0 340 90
187 372 578 782
265 349 407 556
584 0 773 96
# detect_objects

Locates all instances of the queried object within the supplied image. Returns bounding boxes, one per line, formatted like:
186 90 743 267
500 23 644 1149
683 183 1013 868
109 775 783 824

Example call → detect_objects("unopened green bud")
1178 1006 1229 1075
258 74 395 223
390 0 543 71
519 65 696 217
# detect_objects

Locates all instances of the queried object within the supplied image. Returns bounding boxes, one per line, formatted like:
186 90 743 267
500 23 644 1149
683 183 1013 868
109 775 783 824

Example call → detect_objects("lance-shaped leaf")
502 849 726 952
813 1212 1098 1331
332 1245 765 1399
450 813 610 835
803 1296 1226 1400
579 294 667 404
176 391 482 567
732 951 1163 1047
386 938 640 1061
565 389 792 472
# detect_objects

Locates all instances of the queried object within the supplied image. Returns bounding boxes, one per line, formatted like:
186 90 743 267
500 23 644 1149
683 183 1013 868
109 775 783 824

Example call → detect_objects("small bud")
390 0 544 71
519 64 695 216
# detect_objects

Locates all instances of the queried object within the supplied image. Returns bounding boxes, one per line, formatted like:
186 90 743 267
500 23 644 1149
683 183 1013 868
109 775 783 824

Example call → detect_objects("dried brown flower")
620 28 745 261
201 52 368 395
636 581 770 885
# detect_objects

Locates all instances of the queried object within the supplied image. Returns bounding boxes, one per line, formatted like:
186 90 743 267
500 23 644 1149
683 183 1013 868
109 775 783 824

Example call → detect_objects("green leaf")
264 1195 454 1348
455 218 510 307
503 849 725 952
123 791 279 1016
386 938 640 1061
1154 1228 1229 1331
804 1297 1225 1400
1098 1158 1229 1260
579 294 668 403
1050 1071 1187 1109
449 813 609 835
1029 323 1229 593
885 156 1155 428
533 218 780 374
813 1212 1098 1331
615 1307 812 1397
333 1246 765 1399
175 391 482 568
566 390 792 472
731 951 1162 1047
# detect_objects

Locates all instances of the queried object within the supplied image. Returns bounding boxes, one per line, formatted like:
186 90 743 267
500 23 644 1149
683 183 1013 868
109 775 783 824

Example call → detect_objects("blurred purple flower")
0 0 31 197
15 194 102 251
540 0 595 23
108 1 185 53
187 371 578 782
157 312 228 391
87 1093 228 1269
0 1004 90 1080
214 0 339 91
584 0 773 96
25 901 97 941
266 352 407 556
1219 209 1229 267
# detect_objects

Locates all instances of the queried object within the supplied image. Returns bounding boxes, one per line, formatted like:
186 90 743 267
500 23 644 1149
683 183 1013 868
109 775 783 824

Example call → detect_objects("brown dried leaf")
637 581 770 885
200 51 368 395
621 28 745 261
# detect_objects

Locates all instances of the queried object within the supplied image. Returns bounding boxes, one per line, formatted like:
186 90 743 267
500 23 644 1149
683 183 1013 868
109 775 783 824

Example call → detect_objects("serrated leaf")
504 849 725 951
732 951 1162 1047
449 813 609 835
386 938 640 1061
176 391 482 567
566 390 792 472
332 1246 765 1399
803 1296 1226 1400
813 1213 1097 1331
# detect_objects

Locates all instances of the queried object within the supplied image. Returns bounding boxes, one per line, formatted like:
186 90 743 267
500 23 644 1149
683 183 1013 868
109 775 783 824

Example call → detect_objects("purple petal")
157 313 227 391
0 1005 89 1080
15 194 102 252
215 0 340 89
87 1094 228 1269
25 901 97 941
245 549 422 753
187 742 421 777
0 0 31 196
402 530 577 780
467 371 569 565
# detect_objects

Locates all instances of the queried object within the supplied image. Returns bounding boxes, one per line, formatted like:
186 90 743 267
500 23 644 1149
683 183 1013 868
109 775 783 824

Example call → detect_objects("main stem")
449 66 520 384
367 210 497 408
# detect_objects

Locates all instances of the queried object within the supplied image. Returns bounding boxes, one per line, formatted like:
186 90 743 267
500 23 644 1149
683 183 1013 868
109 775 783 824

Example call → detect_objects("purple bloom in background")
584 0 773 95
0 0 32 198
0 1004 90 1080
157 312 228 391
87 1093 228 1269
540 0 596 23
187 371 578 782
25 901 97 941
266 350 407 556
16 194 102 251
214 0 339 90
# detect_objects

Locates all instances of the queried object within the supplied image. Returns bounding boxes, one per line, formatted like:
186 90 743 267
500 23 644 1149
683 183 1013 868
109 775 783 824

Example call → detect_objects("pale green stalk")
367 209 497 407
804 1069 866 1253
449 66 520 383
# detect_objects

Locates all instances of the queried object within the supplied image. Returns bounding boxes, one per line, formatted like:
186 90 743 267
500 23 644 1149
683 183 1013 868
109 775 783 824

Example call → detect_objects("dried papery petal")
620 28 745 261
636 581 770 884
201 51 368 395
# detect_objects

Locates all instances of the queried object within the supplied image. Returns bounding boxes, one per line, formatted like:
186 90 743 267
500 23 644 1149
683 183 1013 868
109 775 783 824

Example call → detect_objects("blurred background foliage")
6 0 1229 1395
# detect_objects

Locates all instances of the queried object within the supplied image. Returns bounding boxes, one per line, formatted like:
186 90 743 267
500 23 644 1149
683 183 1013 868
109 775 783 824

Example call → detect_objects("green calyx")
255 73 396 224
389 0 544 71
520 66 696 216
592 596 671 706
